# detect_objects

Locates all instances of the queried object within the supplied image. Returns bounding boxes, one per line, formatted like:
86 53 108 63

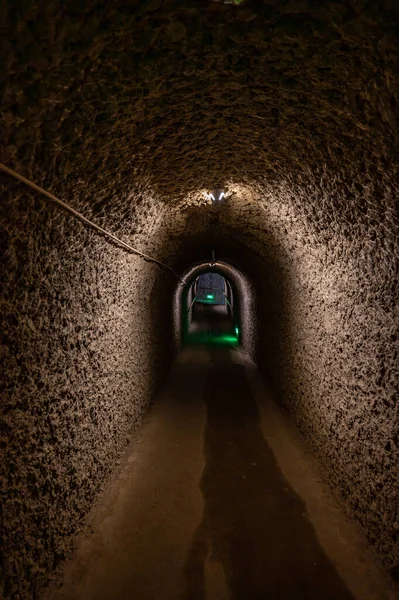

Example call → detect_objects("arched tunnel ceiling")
1 2 399 591
2 0 399 225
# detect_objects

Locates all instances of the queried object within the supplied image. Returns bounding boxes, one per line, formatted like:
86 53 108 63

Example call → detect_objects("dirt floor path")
44 347 394 600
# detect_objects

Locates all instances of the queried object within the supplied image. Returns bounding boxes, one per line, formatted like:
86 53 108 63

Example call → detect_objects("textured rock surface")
1 0 398 597
0 182 176 599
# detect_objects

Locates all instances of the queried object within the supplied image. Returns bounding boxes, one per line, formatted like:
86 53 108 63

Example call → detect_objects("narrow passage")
46 349 390 600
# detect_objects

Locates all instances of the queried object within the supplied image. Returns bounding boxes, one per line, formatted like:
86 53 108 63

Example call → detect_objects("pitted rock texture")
1 0 399 598
0 182 176 599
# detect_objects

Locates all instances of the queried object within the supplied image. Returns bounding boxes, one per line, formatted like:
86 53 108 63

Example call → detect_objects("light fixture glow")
207 294 214 299
208 189 225 202
235 327 239 335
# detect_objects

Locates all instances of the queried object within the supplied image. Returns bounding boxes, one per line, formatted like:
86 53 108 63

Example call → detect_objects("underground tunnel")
178 266 245 347
0 0 398 598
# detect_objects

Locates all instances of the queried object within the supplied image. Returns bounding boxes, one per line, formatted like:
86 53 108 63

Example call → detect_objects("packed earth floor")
44 347 392 600
1 1 398 598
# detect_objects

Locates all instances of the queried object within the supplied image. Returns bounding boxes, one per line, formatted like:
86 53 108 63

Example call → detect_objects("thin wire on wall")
0 162 186 284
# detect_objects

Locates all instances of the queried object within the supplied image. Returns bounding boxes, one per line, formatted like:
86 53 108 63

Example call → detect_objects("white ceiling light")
208 189 225 202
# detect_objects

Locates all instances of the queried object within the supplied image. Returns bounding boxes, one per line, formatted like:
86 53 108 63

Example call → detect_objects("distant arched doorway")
173 260 255 356
194 272 227 305
185 271 238 346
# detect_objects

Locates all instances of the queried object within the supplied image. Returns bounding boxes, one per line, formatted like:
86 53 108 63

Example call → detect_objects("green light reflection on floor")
196 299 220 305
185 332 239 346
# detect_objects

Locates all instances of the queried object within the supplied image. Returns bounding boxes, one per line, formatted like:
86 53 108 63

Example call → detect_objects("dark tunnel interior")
182 270 240 346
1 0 398 598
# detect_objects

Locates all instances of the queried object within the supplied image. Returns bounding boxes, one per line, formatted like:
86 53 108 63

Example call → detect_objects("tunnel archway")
174 260 257 357
1 1 398 596
185 270 238 346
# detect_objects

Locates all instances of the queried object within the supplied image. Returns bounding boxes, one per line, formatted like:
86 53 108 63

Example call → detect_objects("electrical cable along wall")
0 163 186 283
1 0 399 597
0 177 177 600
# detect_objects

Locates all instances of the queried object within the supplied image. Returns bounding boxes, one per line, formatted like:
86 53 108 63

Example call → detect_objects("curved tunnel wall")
1 1 398 597
0 179 178 599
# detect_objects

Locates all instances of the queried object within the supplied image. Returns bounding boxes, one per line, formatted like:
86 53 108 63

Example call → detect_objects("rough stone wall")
213 182 398 576
166 185 398 576
2 0 398 201
1 0 399 596
0 182 175 599
280 237 398 571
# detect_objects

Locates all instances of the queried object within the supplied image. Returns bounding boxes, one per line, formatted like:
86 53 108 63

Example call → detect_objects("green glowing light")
235 327 239 335
206 294 214 299
185 332 239 347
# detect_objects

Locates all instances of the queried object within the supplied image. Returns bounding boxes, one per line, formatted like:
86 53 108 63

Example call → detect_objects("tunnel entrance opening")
184 271 239 347
174 260 254 357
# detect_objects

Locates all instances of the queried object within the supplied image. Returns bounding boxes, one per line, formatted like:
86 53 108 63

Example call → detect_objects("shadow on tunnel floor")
179 351 354 600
